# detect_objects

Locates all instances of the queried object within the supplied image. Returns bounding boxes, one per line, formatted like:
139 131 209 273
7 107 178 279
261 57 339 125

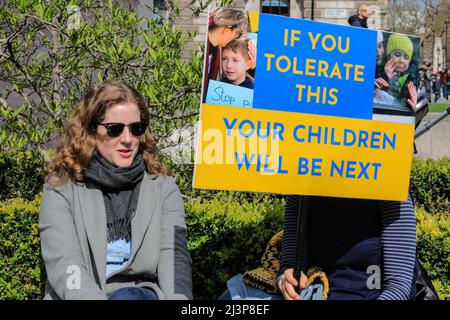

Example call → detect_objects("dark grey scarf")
84 152 145 242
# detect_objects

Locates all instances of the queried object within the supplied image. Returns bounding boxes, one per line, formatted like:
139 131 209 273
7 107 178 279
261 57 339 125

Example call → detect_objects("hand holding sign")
195 13 416 201
406 81 417 112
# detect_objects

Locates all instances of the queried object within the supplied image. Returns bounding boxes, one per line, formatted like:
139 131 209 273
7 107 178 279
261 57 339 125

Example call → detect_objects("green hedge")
416 207 450 300
410 157 450 213
0 196 45 299
1 194 448 300
0 149 45 201
186 193 284 299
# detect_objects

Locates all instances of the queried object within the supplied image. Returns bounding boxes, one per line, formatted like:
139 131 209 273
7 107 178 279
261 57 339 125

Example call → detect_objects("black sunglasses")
97 121 147 137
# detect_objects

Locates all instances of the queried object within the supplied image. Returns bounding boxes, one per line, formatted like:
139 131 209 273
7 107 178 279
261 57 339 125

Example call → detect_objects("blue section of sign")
205 80 253 108
253 14 377 119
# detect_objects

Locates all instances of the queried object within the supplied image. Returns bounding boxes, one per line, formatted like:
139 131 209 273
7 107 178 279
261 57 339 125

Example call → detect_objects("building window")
261 0 290 16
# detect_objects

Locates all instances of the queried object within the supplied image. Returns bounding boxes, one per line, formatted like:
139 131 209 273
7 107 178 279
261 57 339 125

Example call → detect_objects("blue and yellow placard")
253 14 377 119
196 10 416 201
193 104 414 201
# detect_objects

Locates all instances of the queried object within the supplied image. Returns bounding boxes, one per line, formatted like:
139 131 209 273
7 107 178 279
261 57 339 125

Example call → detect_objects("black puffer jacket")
348 15 368 28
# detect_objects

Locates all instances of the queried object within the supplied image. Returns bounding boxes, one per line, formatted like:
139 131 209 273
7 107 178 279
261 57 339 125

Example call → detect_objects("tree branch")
6 42 52 114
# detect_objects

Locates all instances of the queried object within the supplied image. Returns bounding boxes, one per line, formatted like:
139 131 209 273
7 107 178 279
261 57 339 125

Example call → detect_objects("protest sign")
193 104 414 201
196 9 416 201
253 14 377 120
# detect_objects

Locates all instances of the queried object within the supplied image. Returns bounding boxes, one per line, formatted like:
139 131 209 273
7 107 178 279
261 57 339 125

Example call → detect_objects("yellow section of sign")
193 104 415 201
248 11 259 33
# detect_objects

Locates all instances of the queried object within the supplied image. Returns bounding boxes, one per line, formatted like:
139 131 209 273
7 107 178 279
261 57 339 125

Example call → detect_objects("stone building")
128 1 448 67
172 0 389 59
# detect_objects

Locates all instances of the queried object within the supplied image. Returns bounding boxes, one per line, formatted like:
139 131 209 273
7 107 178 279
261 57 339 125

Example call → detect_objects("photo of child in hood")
373 32 419 115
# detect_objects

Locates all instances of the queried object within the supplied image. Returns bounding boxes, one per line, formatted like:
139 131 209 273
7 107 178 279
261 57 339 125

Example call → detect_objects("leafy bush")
416 207 450 300
0 195 45 300
0 194 448 300
0 148 45 201
185 193 285 299
0 0 202 196
410 157 450 213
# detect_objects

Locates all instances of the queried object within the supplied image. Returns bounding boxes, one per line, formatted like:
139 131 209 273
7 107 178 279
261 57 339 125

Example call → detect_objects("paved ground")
414 107 450 159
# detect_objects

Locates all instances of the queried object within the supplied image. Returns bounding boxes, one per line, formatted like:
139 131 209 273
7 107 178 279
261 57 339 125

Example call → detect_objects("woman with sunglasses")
202 7 252 102
39 80 192 300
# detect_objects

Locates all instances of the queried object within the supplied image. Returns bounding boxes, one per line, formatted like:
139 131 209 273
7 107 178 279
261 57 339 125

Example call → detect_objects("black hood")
348 15 358 25
348 14 368 28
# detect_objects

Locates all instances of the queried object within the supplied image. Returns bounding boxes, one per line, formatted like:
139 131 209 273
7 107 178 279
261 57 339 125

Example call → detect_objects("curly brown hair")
46 80 170 186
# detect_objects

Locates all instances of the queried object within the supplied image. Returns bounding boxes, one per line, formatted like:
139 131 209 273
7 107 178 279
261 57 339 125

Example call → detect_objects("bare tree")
388 0 449 65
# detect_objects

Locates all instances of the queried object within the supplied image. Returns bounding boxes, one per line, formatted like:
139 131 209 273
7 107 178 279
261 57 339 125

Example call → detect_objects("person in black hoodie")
348 4 371 28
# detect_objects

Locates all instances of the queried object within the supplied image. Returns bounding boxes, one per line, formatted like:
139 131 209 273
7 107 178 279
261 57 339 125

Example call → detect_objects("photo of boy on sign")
202 7 257 107
221 37 255 89
373 31 420 116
